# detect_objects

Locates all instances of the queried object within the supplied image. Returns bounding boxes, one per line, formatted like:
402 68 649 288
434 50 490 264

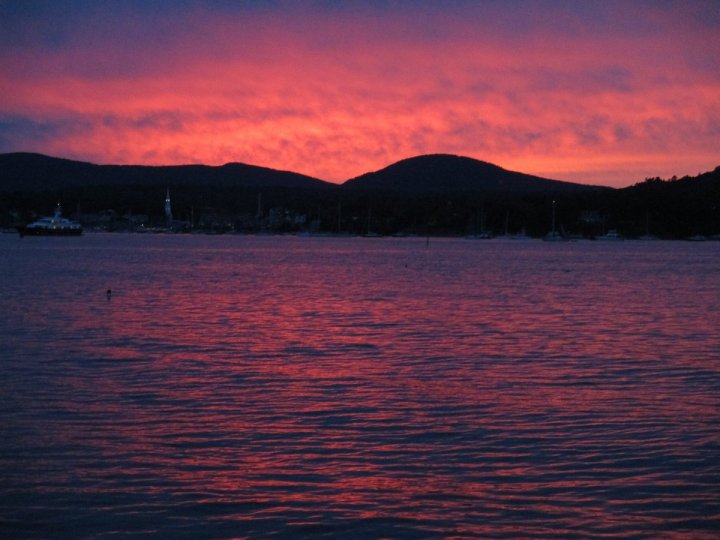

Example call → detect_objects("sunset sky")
1 1 718 187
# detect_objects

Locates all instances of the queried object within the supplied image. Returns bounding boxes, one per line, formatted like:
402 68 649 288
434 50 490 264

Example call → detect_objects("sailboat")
364 208 381 237
638 212 658 240
543 200 565 241
465 208 492 239
510 227 533 240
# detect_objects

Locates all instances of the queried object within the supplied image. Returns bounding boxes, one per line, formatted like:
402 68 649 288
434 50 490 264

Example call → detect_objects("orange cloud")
1 2 718 186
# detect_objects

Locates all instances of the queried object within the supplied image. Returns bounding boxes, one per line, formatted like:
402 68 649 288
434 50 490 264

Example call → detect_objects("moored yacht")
597 229 624 241
18 204 82 237
543 200 566 241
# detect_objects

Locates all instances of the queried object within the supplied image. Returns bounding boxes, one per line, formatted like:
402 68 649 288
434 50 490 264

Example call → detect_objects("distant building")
162 188 191 232
165 188 173 224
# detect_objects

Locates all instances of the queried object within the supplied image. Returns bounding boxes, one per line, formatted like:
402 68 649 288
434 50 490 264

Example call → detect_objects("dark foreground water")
1 234 719 539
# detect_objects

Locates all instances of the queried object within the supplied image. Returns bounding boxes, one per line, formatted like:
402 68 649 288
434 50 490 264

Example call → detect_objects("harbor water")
1 234 719 538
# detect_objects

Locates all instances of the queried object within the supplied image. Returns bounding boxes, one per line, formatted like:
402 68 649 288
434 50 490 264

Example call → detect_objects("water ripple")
1 235 719 538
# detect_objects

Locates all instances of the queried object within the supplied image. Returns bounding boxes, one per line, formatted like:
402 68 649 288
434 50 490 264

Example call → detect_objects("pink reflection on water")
7 236 719 537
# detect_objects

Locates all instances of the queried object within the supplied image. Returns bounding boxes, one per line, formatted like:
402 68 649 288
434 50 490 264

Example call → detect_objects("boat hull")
18 226 82 237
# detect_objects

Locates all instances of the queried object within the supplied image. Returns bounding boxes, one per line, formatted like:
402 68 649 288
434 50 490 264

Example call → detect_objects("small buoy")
106 289 112 299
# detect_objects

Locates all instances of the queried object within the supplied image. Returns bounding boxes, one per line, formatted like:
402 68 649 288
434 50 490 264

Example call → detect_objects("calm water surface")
1 234 719 538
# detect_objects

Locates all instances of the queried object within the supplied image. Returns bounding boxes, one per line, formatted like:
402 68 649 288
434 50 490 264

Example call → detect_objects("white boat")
543 231 566 242
510 228 533 240
18 204 82 237
597 229 623 241
465 232 493 240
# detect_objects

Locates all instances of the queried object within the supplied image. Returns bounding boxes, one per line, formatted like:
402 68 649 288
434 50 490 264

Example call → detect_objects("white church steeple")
165 188 173 223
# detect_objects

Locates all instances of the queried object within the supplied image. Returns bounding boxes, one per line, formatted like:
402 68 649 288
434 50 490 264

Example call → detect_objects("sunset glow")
1 1 718 187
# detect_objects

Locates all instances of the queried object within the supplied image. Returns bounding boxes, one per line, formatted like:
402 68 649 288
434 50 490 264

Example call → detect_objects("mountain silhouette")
342 154 603 193
1 152 607 194
0 152 334 192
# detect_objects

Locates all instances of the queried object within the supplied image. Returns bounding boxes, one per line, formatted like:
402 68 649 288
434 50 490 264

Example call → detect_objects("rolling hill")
1 152 610 194
342 154 607 193
0 152 334 192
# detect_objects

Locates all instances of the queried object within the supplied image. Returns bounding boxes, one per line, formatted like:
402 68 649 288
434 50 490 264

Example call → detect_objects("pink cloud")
1 1 718 186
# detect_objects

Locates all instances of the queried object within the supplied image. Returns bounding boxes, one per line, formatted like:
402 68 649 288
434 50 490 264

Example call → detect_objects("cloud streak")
1 0 718 186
